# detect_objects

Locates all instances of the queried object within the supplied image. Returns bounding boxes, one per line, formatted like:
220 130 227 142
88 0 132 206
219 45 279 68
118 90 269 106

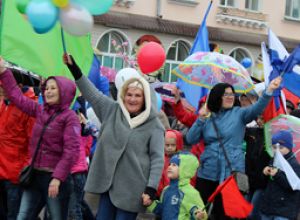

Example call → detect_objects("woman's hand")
171 86 181 104
198 104 210 119
266 77 282 94
48 178 61 198
0 57 7 74
141 193 153 206
62 53 82 80
63 53 73 66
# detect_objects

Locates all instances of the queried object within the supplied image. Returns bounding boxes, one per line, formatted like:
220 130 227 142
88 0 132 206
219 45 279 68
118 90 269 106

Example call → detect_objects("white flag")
273 148 300 190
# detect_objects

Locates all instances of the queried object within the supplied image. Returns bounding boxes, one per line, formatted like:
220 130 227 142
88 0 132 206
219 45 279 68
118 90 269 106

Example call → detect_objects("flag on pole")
0 0 94 79
273 148 300 190
176 1 212 109
208 175 253 218
261 32 286 122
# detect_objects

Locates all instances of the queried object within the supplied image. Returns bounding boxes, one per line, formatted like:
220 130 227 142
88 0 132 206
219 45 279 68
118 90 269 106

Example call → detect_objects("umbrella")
172 52 254 93
151 82 196 112
264 114 300 162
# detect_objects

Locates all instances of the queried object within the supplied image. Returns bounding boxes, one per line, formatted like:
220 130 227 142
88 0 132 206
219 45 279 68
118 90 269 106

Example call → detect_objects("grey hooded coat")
76 75 164 212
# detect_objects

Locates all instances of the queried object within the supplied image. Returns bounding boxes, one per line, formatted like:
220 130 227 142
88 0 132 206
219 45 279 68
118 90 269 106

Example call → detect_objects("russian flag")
281 47 300 108
263 29 300 121
261 30 286 122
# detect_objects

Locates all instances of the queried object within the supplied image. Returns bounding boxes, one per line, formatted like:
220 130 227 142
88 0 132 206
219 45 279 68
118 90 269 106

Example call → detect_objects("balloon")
59 3 93 36
52 0 69 8
26 0 58 34
137 42 166 74
155 92 162 112
16 0 31 14
115 68 141 90
241 57 252 69
71 0 113 15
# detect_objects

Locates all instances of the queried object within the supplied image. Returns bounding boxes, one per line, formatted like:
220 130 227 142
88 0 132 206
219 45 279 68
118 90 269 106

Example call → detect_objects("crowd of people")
0 52 300 220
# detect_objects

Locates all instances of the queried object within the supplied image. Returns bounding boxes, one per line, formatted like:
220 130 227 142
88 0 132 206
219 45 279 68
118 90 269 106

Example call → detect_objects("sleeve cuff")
264 89 273 96
144 186 157 200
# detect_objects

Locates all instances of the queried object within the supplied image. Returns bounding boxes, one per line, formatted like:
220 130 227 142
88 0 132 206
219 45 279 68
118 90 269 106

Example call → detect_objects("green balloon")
16 0 31 14
72 0 113 15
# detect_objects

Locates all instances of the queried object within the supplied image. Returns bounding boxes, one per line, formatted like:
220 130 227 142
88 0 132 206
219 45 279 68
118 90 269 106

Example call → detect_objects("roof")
94 12 299 50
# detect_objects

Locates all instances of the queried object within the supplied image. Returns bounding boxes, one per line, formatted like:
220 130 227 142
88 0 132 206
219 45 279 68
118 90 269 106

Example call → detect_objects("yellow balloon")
52 0 69 8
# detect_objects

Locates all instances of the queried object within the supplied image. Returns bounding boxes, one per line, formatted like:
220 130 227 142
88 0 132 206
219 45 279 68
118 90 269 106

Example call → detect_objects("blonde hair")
120 78 144 100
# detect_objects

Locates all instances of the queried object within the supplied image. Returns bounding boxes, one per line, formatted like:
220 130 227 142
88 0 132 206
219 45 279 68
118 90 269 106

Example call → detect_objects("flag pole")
61 27 67 53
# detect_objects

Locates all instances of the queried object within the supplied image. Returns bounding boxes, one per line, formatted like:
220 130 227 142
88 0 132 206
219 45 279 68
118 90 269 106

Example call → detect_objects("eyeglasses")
223 93 235 97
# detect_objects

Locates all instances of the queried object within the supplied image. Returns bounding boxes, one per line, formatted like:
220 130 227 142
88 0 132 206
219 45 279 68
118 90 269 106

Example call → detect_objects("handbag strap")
211 115 233 172
30 111 61 166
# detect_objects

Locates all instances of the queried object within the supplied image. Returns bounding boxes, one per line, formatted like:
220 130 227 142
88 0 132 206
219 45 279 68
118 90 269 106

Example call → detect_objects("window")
229 47 252 64
245 0 259 11
96 31 130 71
220 0 235 7
163 40 190 83
285 0 300 20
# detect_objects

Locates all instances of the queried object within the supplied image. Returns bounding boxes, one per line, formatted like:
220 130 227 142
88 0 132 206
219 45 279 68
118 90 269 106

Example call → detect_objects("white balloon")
59 3 93 36
115 68 141 90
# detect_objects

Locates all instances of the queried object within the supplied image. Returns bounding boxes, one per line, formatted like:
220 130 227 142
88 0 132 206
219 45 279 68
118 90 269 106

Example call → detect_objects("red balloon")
137 42 166 74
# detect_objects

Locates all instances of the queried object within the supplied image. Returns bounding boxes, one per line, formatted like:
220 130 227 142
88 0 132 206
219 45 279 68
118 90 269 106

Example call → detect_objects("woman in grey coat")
63 54 165 220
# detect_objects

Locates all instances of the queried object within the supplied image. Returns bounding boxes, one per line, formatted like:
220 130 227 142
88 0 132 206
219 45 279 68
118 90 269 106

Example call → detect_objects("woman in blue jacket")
186 77 281 219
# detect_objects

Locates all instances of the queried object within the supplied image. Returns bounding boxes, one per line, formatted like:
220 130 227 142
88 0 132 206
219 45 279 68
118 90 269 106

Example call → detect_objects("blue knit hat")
272 130 293 150
170 154 180 166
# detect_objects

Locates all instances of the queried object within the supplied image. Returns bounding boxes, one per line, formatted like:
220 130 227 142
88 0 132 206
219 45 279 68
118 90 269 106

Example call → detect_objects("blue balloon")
155 92 163 112
26 0 58 34
241 57 252 69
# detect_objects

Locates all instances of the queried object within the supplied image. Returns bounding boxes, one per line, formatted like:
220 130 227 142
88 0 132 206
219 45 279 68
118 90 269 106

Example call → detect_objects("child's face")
167 163 179 180
272 144 290 155
165 138 177 156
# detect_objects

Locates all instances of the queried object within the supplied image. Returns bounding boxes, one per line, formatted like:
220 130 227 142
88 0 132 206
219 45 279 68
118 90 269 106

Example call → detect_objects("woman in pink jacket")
0 58 81 220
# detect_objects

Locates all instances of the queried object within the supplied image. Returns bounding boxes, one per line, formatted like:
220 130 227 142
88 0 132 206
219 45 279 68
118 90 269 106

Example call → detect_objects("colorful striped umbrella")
172 52 254 93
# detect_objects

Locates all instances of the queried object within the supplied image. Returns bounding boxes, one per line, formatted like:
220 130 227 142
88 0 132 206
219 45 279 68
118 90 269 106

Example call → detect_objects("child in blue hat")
143 152 207 220
260 130 300 220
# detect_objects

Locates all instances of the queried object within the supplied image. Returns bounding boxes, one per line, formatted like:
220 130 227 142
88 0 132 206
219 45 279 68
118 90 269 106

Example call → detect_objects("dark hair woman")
186 78 281 219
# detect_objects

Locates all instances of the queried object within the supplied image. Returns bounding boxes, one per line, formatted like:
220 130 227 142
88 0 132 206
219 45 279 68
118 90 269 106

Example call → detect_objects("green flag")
0 0 94 78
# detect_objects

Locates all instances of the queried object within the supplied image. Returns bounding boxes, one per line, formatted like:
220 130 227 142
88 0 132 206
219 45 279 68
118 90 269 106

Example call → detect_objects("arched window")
96 30 130 71
228 47 252 64
163 40 191 82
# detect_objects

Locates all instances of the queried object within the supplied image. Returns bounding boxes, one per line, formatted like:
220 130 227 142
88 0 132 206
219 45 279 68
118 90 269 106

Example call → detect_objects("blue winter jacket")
186 91 272 182
260 151 300 219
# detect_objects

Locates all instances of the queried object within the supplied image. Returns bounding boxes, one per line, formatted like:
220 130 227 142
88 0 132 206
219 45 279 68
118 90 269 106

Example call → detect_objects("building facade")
92 0 300 82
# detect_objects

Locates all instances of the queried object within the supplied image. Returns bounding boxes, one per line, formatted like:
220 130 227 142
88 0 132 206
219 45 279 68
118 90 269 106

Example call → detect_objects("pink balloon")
137 42 166 74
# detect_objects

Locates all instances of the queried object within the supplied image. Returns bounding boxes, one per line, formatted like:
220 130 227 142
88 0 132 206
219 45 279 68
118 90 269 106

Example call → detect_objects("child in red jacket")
157 129 183 197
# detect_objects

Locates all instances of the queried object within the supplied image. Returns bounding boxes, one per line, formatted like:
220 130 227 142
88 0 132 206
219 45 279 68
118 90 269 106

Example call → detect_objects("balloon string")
61 27 67 53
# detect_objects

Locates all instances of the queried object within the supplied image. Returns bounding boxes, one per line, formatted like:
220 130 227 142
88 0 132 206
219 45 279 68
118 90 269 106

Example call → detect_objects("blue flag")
88 55 109 96
176 1 212 109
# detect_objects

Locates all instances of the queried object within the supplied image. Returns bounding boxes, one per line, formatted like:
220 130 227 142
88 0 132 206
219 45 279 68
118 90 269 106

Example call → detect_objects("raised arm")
63 54 115 122
240 77 282 124
0 58 38 117
171 87 198 127
172 100 198 127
